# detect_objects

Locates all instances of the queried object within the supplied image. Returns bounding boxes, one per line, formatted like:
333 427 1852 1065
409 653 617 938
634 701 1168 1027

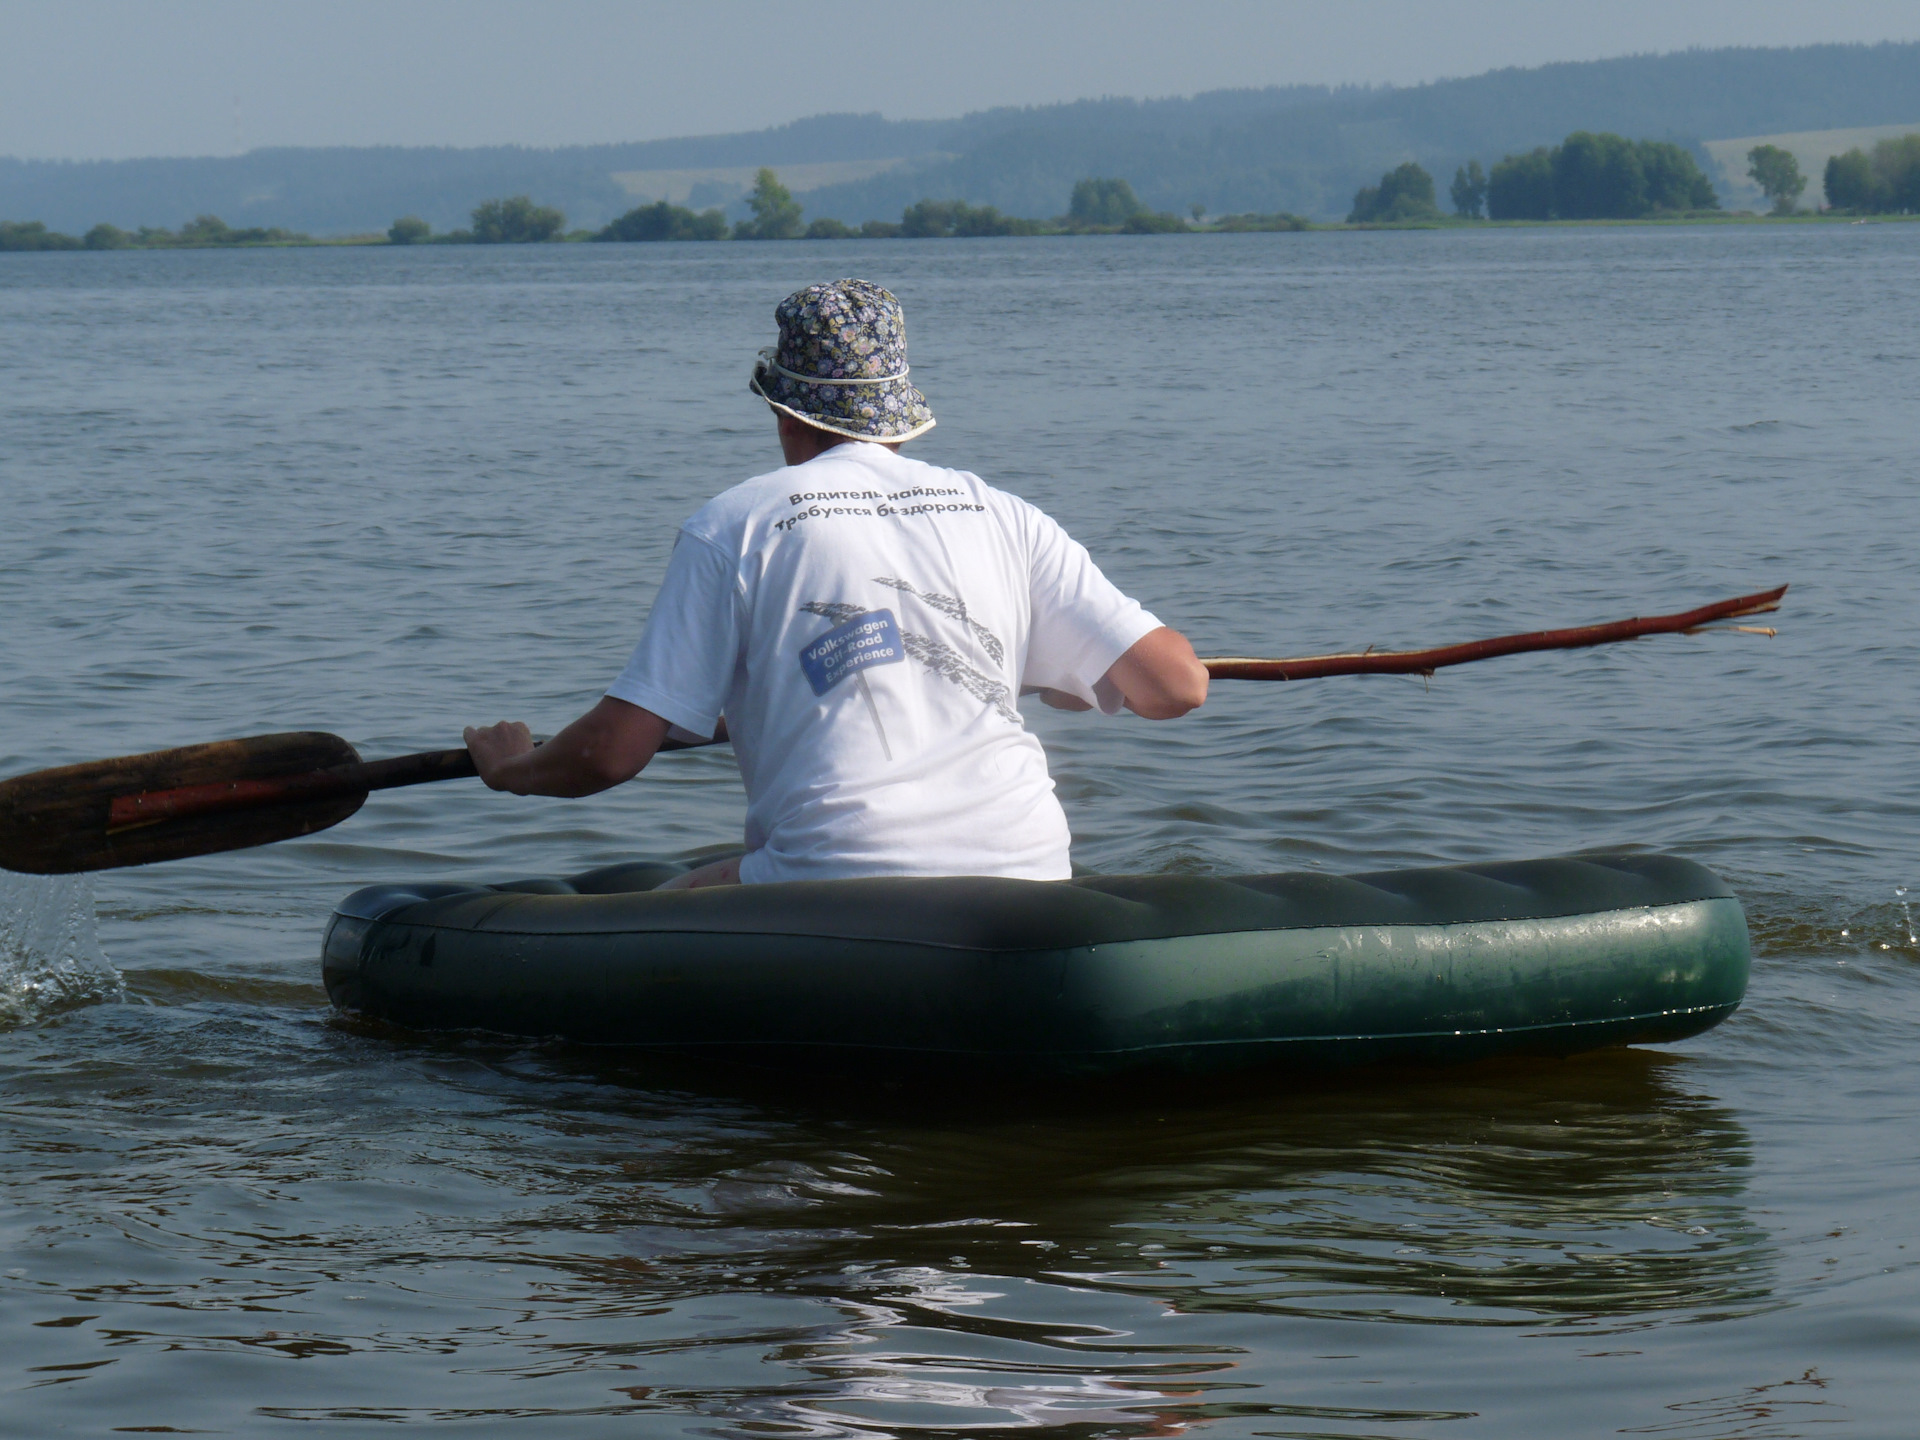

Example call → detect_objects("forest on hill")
2 41 1916 233
806 42 1920 222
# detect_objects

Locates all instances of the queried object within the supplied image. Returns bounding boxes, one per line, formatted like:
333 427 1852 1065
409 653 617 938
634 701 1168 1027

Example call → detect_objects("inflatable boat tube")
322 852 1748 1074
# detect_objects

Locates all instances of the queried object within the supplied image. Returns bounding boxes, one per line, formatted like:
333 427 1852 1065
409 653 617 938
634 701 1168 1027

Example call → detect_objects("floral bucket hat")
749 278 936 442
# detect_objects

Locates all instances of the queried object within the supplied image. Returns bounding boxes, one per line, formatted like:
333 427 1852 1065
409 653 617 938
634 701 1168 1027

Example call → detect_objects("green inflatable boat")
322 852 1749 1074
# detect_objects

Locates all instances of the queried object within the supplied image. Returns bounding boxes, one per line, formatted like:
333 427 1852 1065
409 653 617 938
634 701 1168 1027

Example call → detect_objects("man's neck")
782 430 902 467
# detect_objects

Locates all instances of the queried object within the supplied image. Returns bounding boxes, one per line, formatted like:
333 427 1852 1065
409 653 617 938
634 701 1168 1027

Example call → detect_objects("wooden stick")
1201 584 1786 682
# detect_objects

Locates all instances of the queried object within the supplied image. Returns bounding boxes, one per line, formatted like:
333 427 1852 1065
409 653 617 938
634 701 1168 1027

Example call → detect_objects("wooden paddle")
0 729 719 876
0 584 1783 875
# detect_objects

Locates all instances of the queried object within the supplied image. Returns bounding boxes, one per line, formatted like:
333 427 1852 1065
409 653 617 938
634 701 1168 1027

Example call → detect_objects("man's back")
610 442 1160 883
462 278 1204 887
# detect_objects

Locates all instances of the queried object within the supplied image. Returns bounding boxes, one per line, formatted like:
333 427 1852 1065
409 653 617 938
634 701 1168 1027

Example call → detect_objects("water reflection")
444 1043 1774 1434
1619 1367 1838 1440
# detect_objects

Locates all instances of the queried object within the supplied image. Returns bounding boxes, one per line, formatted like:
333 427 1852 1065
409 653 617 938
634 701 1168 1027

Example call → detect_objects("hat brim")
750 361 936 444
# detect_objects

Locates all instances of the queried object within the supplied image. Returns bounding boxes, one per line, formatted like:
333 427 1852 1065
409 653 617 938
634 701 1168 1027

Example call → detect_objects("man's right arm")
463 520 738 798
465 697 670 796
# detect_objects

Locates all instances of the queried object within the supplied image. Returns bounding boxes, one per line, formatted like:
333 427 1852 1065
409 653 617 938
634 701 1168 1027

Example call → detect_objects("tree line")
1342 134 1718 226
19 136 1909 256
384 171 1300 245
1822 134 1920 213
1349 165 1442 223
1474 133 1718 221
0 171 1305 252
0 214 309 251
586 171 1300 242
1429 128 1919 222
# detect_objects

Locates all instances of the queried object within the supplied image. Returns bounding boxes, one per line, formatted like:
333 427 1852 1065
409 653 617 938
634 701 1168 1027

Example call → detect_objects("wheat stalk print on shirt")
873 576 1007 666
606 442 1162 884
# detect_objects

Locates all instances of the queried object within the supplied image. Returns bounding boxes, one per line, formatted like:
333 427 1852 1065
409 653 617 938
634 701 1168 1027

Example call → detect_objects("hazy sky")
4 0 1917 161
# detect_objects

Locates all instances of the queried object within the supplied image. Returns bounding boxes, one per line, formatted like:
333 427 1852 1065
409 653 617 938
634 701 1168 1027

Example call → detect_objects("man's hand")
1021 686 1094 711
462 698 671 798
463 720 536 790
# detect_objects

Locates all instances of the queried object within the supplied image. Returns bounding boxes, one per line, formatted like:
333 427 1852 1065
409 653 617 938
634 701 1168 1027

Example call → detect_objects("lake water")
1 227 1917 1437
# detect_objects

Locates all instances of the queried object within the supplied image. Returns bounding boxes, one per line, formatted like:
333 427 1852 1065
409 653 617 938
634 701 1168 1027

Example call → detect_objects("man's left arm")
465 696 670 797
1017 500 1206 721
1099 625 1209 718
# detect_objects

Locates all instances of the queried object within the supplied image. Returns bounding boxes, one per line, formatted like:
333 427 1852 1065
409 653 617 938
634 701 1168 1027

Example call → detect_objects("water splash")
0 870 126 1027
1899 886 1915 946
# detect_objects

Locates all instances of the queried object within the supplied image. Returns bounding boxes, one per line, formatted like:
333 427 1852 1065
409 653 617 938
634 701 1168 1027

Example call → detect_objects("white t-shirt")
607 442 1161 884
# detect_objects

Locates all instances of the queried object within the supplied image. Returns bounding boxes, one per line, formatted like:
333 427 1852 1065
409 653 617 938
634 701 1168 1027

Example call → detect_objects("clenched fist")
463 720 535 790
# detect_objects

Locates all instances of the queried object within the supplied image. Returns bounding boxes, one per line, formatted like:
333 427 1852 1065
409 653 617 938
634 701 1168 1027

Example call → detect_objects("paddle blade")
0 732 365 875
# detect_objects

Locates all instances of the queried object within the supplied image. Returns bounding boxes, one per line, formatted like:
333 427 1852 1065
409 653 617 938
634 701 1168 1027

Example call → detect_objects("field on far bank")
1704 121 1920 211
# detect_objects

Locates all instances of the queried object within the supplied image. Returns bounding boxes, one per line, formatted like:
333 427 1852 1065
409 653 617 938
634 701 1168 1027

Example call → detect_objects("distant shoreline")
3 209 1913 254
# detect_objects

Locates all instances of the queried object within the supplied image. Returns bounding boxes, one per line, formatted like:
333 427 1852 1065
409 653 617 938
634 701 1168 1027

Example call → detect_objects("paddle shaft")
57 582 1787 854
104 733 715 833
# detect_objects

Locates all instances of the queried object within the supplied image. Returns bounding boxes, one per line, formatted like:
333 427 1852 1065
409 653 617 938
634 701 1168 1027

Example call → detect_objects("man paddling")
463 279 1206 887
